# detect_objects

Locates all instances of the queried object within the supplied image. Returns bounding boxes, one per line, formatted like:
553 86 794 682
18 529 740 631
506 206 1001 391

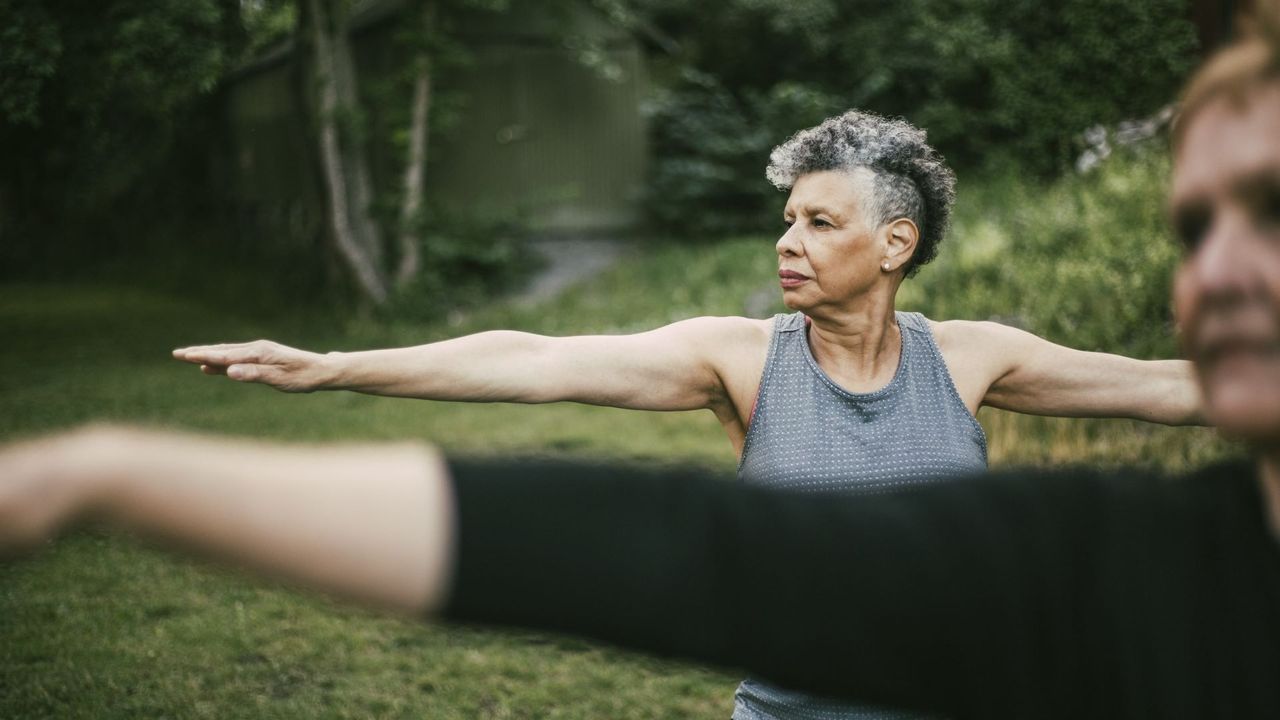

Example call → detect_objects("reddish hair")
1174 0 1280 147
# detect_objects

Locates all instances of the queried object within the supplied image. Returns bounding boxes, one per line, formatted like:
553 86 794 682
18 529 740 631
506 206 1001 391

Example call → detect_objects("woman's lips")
779 269 808 288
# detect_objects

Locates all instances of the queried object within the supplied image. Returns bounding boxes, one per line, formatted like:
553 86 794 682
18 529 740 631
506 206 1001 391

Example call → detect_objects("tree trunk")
304 0 389 305
331 6 384 274
395 1 438 289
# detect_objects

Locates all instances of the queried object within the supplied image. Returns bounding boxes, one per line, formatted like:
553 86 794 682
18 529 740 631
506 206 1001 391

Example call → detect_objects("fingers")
173 347 254 367
173 341 311 391
225 363 289 389
173 341 278 368
191 359 277 386
226 363 260 382
199 363 280 386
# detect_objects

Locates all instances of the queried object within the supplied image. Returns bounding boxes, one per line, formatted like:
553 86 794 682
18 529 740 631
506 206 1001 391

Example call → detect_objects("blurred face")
1172 83 1280 442
777 170 885 311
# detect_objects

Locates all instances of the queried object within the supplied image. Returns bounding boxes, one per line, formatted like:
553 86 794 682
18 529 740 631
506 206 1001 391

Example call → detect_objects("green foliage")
644 71 844 237
897 0 1198 170
0 0 545 312
384 204 541 321
0 0 61 127
900 147 1182 359
240 0 298 57
9 0 235 156
95 0 228 115
0 0 241 274
639 0 1199 234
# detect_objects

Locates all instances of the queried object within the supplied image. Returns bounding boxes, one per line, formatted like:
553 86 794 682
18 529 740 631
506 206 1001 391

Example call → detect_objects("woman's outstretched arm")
171 316 768 413
935 320 1205 425
0 426 454 614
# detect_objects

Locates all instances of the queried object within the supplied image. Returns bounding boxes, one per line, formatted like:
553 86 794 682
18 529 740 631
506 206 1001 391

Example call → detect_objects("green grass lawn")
0 228 1231 717
0 280 745 719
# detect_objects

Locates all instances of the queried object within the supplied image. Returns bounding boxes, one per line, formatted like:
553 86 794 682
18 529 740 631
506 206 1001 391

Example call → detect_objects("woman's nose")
1187 213 1259 301
776 225 802 256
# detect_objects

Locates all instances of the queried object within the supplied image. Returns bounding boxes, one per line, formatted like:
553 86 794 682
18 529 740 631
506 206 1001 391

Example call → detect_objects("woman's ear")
883 218 919 271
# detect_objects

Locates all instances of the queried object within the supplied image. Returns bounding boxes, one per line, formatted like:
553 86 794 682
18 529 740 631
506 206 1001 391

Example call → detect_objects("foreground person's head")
1172 2 1280 443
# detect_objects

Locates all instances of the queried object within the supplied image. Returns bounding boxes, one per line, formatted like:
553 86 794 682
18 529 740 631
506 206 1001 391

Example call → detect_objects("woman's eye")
1174 207 1210 252
1172 211 1203 251
783 219 795 227
1262 190 1280 229
813 218 831 228
1237 179 1280 234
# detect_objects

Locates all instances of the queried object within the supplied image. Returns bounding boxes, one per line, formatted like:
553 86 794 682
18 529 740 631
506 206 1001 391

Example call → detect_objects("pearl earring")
882 262 891 271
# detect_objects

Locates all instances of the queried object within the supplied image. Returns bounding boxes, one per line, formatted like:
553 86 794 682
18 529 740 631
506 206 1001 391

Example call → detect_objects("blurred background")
0 0 1245 717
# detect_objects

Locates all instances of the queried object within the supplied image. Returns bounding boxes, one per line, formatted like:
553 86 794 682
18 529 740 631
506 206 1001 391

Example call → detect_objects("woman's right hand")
173 340 334 393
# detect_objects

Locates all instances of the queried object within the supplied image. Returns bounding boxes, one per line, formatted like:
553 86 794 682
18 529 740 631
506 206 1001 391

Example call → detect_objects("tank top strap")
775 311 807 333
747 312 803 420
761 312 808 384
896 311 939 365
895 310 929 335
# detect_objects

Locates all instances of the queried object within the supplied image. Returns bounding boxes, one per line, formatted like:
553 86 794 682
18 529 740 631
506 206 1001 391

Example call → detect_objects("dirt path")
513 238 632 307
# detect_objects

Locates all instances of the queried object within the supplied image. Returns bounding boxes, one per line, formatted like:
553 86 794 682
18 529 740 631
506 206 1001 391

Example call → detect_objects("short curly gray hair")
766 110 956 277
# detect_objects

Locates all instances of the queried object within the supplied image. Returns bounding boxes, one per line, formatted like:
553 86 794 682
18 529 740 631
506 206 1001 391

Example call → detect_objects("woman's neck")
805 294 901 390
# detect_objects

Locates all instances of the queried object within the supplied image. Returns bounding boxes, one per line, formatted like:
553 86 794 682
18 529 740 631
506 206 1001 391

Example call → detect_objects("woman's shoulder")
676 317 774 410
671 315 774 349
926 317 1030 353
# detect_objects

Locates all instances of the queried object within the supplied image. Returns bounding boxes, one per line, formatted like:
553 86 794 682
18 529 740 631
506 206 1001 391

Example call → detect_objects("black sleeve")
441 457 1135 719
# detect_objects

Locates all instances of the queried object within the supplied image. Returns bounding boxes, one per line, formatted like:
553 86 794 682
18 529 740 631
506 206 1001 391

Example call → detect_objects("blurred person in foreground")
3 2 1280 718
176 52 1202 720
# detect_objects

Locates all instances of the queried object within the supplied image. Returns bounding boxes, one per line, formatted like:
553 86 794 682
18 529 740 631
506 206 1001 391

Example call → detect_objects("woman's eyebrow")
782 204 847 222
799 204 841 219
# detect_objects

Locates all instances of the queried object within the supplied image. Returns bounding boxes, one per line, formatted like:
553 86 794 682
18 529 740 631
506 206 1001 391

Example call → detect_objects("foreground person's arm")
443 458 1111 718
2 427 1114 718
0 426 454 614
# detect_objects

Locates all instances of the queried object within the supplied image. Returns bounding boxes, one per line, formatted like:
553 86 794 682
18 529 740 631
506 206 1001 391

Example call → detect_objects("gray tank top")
734 311 987 720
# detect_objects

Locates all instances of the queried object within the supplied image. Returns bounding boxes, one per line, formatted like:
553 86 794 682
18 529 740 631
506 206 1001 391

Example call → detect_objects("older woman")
174 110 1200 720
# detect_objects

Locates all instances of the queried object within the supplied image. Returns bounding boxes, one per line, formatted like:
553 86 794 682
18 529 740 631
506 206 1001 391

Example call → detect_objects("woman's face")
1172 84 1280 442
777 170 887 312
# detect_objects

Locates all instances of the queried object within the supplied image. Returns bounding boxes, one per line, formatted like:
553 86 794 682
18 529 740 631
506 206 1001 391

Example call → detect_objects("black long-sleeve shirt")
443 458 1280 719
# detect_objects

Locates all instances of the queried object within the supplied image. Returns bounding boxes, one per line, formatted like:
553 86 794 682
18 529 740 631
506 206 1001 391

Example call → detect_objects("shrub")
901 146 1182 359
642 0 1198 236
644 71 845 237
381 203 540 322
